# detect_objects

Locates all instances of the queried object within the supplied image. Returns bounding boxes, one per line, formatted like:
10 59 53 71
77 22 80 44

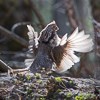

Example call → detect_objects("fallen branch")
0 26 28 47
0 59 12 71
12 67 29 74
0 59 30 76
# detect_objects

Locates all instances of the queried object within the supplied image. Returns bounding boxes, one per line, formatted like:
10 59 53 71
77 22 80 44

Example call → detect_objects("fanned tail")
67 28 93 53
52 27 94 73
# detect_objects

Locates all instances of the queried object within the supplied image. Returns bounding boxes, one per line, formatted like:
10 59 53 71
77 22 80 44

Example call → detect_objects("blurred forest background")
0 0 100 79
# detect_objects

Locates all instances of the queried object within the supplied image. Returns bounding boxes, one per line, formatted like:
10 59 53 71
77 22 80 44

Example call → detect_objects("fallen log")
0 72 100 100
0 26 28 47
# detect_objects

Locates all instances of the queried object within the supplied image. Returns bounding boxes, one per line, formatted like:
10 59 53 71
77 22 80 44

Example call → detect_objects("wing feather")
67 27 78 40
52 28 93 73
27 25 39 54
60 34 67 46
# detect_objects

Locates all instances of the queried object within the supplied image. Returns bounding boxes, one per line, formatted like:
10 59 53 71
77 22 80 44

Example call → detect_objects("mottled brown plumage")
27 21 93 73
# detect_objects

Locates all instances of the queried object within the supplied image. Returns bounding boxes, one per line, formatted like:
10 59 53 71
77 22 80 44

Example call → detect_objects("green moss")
75 93 96 100
37 80 42 84
27 88 33 94
75 95 85 100
40 97 46 100
69 80 75 85
66 92 73 98
35 73 41 79
56 89 62 93
85 93 96 100
69 80 73 83
26 75 31 80
55 77 62 82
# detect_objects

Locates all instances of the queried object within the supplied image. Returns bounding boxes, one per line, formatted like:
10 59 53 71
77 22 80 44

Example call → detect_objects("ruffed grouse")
27 21 93 73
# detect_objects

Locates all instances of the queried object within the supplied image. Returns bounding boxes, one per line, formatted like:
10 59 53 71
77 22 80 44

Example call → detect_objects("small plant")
37 80 42 84
56 89 62 93
75 94 85 100
35 73 41 79
69 80 76 86
55 77 62 82
66 92 73 98
40 97 46 100
26 74 31 80
85 93 96 100
75 93 96 100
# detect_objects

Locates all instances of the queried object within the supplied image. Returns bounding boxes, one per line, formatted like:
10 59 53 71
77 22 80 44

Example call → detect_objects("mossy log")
0 72 100 100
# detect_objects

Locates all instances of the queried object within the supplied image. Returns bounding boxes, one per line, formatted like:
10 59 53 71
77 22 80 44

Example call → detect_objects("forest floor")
0 70 100 100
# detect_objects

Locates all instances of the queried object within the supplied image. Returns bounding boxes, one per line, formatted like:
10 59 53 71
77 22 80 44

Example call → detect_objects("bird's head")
39 21 60 48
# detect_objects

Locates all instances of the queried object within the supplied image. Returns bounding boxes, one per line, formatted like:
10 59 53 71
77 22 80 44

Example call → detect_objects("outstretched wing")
25 25 39 68
52 27 93 73
27 25 39 54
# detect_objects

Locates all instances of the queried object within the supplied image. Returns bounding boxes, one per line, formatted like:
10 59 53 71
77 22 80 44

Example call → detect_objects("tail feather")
67 27 78 41
70 39 93 48
70 34 90 43
52 27 93 73
67 29 93 53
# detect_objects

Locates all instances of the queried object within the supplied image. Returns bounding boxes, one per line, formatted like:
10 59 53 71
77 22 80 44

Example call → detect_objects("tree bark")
74 0 97 78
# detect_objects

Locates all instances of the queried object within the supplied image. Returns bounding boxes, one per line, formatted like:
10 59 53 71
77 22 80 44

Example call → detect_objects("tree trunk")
74 0 98 78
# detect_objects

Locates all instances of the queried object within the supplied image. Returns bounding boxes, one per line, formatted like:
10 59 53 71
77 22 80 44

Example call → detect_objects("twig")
92 19 100 27
0 26 28 47
12 67 30 74
0 59 12 71
7 85 15 92
15 89 27 94
11 22 32 32
0 59 29 75
17 93 22 100
0 88 8 92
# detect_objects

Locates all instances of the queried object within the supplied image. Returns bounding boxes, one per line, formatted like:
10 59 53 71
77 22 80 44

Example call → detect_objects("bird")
26 21 93 73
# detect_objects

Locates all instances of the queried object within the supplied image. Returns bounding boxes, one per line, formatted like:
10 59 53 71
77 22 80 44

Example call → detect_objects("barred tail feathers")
52 28 93 73
67 28 93 53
